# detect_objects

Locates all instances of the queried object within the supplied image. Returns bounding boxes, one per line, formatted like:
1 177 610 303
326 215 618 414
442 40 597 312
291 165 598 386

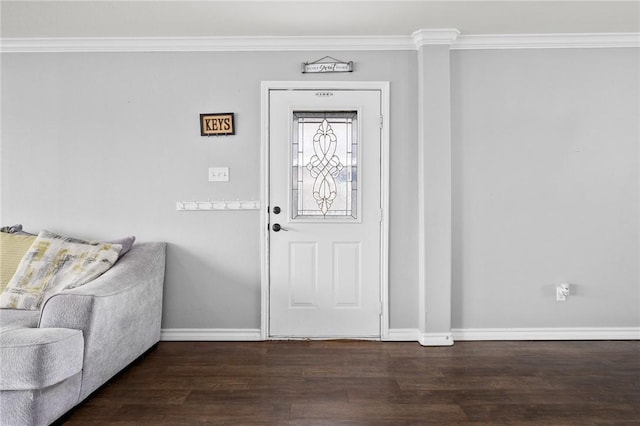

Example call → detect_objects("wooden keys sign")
200 113 235 136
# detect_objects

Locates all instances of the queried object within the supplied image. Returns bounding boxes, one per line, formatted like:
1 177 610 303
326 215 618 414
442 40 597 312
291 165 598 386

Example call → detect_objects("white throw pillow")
0 230 121 310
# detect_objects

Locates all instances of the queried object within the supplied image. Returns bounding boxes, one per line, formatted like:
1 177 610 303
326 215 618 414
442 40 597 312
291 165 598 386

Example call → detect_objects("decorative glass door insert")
291 111 358 220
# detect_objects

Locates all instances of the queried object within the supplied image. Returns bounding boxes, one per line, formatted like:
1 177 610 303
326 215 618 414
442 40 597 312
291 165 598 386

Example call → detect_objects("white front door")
268 88 382 338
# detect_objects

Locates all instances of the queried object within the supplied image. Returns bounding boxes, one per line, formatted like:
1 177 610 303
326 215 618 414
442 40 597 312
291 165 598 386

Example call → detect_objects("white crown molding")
453 327 640 341
453 33 640 50
0 29 640 53
412 29 460 48
161 328 262 341
0 35 415 53
2 32 637 53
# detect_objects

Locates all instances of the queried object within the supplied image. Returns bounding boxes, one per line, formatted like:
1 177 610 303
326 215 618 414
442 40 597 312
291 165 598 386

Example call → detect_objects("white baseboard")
386 329 454 346
161 328 455 345
419 333 455 346
160 327 640 343
161 328 262 341
452 327 640 341
385 328 421 341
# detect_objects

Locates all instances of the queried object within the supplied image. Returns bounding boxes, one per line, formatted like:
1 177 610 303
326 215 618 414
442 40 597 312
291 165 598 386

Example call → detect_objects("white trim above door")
260 81 390 340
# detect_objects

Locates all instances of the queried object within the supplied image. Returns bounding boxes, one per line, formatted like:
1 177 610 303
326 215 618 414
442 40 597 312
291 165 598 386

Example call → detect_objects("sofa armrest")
38 242 166 401
0 327 84 391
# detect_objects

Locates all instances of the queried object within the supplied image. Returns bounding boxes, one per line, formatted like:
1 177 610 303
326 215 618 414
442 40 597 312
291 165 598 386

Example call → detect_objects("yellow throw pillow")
0 230 121 310
0 233 37 293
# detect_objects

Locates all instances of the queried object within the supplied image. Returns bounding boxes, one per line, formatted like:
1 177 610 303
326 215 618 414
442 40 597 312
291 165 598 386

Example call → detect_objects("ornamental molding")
412 29 460 48
453 33 640 50
1 32 638 53
0 35 416 53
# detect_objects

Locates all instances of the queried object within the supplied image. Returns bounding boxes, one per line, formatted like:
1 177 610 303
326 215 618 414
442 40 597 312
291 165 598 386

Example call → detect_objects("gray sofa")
0 242 166 426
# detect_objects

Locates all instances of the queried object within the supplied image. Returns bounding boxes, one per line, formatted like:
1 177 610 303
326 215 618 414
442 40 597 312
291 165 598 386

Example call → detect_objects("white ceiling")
1 1 638 39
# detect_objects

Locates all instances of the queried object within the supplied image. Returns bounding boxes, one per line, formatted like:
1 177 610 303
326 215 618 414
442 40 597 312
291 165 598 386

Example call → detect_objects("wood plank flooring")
63 340 639 425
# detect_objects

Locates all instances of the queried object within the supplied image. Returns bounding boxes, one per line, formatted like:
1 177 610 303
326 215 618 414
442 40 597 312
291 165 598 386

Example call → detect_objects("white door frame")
260 81 390 340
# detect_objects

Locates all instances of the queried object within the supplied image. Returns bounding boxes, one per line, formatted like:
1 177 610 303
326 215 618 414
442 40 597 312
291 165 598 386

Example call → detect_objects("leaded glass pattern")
292 111 358 220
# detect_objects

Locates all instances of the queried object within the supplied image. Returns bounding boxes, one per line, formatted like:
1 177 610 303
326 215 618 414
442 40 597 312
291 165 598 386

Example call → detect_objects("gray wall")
0 50 419 330
451 48 639 328
1 46 638 332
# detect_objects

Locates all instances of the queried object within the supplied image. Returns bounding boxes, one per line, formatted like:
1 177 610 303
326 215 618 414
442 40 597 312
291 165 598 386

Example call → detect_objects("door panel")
289 242 318 307
269 89 381 338
333 242 361 307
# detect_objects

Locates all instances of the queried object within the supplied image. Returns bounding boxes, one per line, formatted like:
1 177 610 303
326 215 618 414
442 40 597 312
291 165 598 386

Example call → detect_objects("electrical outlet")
208 167 229 182
556 283 570 302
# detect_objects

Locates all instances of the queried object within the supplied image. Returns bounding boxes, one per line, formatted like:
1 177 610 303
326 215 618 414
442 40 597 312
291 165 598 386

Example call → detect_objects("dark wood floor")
63 340 639 425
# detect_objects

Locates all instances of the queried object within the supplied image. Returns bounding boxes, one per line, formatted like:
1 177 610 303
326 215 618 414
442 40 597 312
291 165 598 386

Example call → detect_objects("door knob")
272 223 288 232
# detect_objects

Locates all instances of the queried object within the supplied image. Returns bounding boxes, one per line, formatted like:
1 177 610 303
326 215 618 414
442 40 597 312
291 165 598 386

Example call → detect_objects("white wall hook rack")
176 200 261 211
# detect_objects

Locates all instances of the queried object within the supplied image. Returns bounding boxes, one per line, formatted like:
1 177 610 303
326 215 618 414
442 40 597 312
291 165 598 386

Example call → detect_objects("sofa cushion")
2 224 135 259
0 309 40 331
0 224 27 235
109 235 135 258
0 230 121 310
0 327 84 390
0 372 82 426
0 233 37 293
22 235 136 260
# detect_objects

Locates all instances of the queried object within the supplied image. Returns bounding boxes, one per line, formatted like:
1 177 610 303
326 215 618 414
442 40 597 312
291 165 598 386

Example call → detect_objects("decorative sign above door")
200 113 235 136
302 56 353 74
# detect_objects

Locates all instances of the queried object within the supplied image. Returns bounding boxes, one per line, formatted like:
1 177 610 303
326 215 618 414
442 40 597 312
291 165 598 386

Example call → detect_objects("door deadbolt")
273 206 281 214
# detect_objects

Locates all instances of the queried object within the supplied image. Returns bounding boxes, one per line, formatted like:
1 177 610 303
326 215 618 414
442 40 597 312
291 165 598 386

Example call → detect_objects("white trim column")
415 30 459 346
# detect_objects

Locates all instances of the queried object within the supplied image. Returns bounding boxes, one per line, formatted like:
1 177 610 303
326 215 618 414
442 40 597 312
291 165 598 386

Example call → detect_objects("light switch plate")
209 167 229 182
